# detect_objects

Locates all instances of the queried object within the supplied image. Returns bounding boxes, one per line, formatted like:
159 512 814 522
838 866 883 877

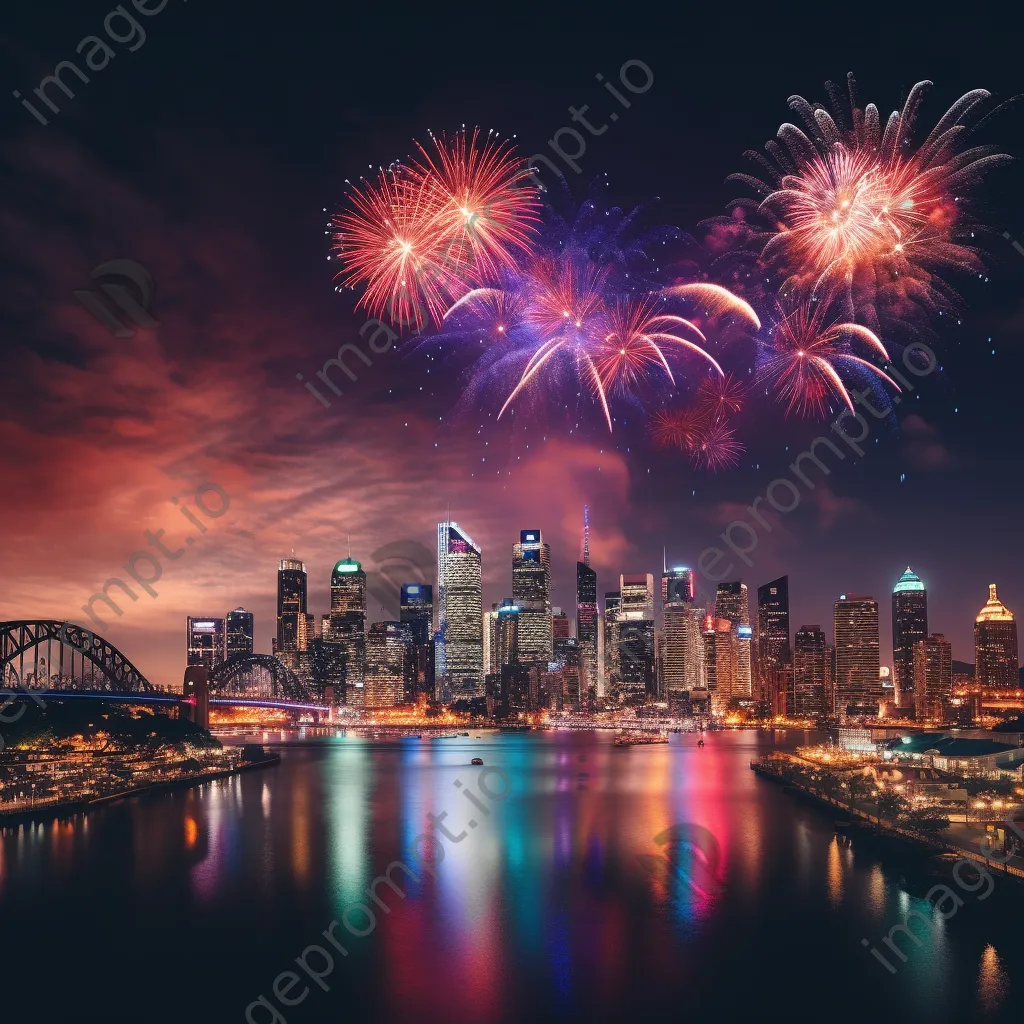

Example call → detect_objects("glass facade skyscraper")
975 584 1019 689
512 529 552 663
400 582 434 698
330 557 367 702
793 624 827 717
187 616 226 670
226 607 254 660
715 582 751 698
892 567 928 707
437 521 484 695
276 558 307 670
834 594 881 716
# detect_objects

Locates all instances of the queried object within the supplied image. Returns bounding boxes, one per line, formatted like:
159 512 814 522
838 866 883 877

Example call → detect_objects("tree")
902 808 951 835
876 790 910 822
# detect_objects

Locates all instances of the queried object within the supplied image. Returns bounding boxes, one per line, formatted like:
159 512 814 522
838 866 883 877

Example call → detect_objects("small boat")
614 731 669 747
697 738 705 749
471 757 484 766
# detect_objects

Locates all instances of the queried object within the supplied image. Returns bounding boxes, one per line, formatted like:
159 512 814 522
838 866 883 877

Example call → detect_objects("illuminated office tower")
661 565 695 609
756 577 790 699
437 521 484 695
892 567 928 707
661 565 700 701
603 591 621 686
186 617 226 670
914 633 952 722
226 608 254 659
618 619 656 701
484 604 500 675
620 574 655 621
975 584 1019 689
364 621 412 709
715 582 751 697
662 605 706 704
512 529 553 663
793 625 827 717
276 558 307 670
703 616 738 715
834 594 881 716
330 557 367 701
576 560 599 697
496 600 520 667
400 583 434 698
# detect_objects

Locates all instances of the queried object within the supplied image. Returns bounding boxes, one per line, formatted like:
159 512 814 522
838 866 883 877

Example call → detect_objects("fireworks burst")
331 130 540 331
431 194 755 432
723 75 1011 326
758 292 903 418
691 419 744 472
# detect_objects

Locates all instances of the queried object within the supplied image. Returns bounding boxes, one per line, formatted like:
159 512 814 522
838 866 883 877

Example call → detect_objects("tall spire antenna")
582 505 591 567
347 534 351 558
663 546 667 574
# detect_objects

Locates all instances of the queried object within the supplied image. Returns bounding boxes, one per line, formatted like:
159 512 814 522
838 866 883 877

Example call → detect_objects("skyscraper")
276 558 307 670
552 608 571 640
226 607 254 659
715 582 751 698
576 508 599 699
400 583 435 698
620 574 655 621
513 529 553 663
603 591 621 687
834 594 881 716
364 621 411 709
496 599 520 668
793 625 827 717
892 567 928 708
756 576 790 692
914 633 952 722
975 584 1019 689
187 617 226 670
661 565 703 708
704 616 738 715
661 565 696 608
437 521 484 695
618 619 656 700
330 557 367 702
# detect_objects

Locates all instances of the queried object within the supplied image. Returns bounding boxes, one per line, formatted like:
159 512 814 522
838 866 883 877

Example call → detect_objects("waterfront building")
496 600 520 668
512 529 553 663
892 567 928 708
704 616 738 715
834 594 881 717
364 621 412 708
913 633 953 722
329 556 367 703
618 619 656 701
975 584 1019 689
186 617 226 671
437 521 484 695
226 608 254 659
756 576 789 701
576 560 598 696
276 557 307 670
793 625 827 717
715 582 752 698
400 583 435 698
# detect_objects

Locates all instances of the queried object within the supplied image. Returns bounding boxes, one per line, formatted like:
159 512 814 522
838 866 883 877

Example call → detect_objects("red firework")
690 419 744 472
759 294 902 418
410 129 542 282
694 372 745 421
332 130 541 331
651 407 704 450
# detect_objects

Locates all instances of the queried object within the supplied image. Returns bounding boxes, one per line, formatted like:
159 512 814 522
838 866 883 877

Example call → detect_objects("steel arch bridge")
209 653 312 702
1 620 153 692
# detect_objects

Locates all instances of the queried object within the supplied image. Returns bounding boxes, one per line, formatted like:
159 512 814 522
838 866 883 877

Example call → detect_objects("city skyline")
169 523 1017 694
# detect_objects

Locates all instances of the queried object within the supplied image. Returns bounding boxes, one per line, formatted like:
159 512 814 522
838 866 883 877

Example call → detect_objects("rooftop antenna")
347 534 351 558
663 546 667 574
582 505 591 566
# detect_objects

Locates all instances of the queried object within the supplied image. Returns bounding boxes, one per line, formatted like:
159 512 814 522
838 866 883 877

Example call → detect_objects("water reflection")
0 731 1020 1024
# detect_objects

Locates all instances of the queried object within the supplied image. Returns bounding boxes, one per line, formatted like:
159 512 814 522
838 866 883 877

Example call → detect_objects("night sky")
2 6 1023 688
